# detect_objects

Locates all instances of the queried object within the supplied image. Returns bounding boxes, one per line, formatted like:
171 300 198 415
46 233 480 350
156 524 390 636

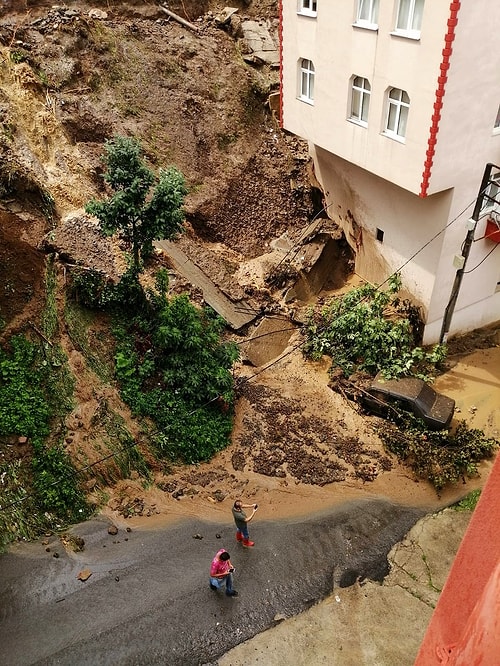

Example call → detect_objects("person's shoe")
236 531 243 542
242 539 254 547
226 590 239 597
210 583 218 590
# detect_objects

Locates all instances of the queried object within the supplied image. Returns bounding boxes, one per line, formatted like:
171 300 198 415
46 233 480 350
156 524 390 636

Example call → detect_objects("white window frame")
298 0 317 17
384 88 410 141
354 0 379 29
494 104 500 134
394 0 424 39
299 58 315 104
481 172 500 217
349 76 371 126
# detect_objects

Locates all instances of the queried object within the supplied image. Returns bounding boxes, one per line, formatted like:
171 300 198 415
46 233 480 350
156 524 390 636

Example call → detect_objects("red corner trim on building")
414 452 500 665
278 0 284 128
419 2 461 198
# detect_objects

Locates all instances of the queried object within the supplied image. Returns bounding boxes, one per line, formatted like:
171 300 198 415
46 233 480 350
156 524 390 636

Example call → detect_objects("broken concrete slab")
240 20 279 66
155 239 259 330
243 316 297 366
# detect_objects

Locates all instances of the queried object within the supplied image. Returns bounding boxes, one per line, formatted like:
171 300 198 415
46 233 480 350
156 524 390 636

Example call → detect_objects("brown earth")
0 0 499 538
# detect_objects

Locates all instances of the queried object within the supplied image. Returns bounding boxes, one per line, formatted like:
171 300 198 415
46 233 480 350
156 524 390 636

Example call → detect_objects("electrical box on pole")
439 163 500 344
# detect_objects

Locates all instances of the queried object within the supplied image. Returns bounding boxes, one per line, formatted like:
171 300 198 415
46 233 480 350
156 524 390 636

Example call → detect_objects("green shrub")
303 273 446 379
0 336 90 546
112 283 239 464
31 441 89 522
453 489 481 511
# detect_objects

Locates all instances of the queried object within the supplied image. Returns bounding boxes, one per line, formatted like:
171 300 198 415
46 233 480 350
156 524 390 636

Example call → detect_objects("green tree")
85 135 187 271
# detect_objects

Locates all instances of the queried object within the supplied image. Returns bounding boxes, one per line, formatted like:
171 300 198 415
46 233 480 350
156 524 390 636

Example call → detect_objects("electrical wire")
463 242 500 274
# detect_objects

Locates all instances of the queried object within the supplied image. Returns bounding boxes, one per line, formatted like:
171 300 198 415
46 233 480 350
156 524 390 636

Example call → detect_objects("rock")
108 525 118 536
212 489 226 502
192 534 203 540
77 568 92 581
88 9 108 20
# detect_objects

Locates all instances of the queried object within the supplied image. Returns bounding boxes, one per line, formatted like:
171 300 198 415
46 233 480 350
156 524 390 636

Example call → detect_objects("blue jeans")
236 525 249 539
210 573 234 594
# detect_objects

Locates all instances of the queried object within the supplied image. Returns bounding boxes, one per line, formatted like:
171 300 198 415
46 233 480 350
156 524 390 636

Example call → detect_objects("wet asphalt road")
0 499 424 666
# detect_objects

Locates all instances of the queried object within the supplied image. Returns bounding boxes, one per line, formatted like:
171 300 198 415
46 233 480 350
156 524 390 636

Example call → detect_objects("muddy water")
434 347 500 439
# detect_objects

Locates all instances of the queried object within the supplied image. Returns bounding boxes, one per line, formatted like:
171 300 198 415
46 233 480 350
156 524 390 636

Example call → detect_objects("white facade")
281 0 500 343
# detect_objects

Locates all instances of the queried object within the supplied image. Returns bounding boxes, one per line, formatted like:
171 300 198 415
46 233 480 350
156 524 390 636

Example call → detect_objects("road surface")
0 499 424 665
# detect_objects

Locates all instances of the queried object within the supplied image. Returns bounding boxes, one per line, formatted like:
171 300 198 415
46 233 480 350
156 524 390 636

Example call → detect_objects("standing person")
232 499 258 547
209 549 238 597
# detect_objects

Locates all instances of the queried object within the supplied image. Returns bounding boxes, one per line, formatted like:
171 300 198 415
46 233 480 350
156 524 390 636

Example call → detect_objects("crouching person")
209 549 238 597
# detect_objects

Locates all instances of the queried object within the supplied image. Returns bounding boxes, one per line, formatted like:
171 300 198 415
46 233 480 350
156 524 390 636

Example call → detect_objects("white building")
280 0 500 343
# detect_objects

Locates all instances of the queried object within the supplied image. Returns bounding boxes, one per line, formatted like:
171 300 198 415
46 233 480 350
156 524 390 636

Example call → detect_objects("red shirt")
210 549 230 576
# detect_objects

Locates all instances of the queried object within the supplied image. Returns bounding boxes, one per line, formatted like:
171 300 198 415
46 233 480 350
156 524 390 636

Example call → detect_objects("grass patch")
64 301 115 382
453 489 481 511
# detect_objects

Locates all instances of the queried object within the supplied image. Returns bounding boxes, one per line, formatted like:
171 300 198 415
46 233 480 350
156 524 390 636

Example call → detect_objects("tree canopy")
85 135 187 270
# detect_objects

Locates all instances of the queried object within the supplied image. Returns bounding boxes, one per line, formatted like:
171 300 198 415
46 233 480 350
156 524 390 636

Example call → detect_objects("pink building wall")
415 453 500 664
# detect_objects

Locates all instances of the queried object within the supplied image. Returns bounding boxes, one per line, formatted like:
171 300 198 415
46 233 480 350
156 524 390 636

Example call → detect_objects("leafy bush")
0 336 90 545
31 441 89 522
0 336 52 438
303 274 446 379
68 268 116 309
112 283 239 464
378 414 498 492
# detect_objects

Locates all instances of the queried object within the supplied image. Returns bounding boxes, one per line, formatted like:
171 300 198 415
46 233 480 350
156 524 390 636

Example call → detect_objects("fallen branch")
28 320 53 346
64 87 92 94
159 5 199 32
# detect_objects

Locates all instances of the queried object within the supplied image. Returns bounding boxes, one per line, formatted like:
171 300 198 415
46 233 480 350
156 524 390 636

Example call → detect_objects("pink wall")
414 452 500 664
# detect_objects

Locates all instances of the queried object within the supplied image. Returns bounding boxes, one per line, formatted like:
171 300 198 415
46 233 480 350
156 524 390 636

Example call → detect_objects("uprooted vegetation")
303 274 498 491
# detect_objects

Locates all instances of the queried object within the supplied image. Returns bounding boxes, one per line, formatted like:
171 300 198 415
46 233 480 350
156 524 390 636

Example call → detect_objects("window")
494 104 500 131
350 76 371 125
298 0 317 16
355 0 379 27
395 0 424 38
385 88 410 140
481 171 500 215
299 59 315 103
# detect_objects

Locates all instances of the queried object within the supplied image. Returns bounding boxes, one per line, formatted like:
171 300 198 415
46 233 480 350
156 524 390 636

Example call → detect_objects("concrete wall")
281 1 450 195
415 453 500 665
310 146 451 315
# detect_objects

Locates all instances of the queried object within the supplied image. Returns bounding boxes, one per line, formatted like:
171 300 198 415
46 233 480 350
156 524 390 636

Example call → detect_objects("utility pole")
439 163 500 344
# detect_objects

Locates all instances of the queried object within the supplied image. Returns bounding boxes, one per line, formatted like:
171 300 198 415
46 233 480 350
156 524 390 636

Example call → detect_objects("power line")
463 242 500 274
376 194 480 290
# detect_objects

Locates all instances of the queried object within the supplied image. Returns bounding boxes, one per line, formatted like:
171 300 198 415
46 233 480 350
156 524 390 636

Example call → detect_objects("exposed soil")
0 0 499 532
